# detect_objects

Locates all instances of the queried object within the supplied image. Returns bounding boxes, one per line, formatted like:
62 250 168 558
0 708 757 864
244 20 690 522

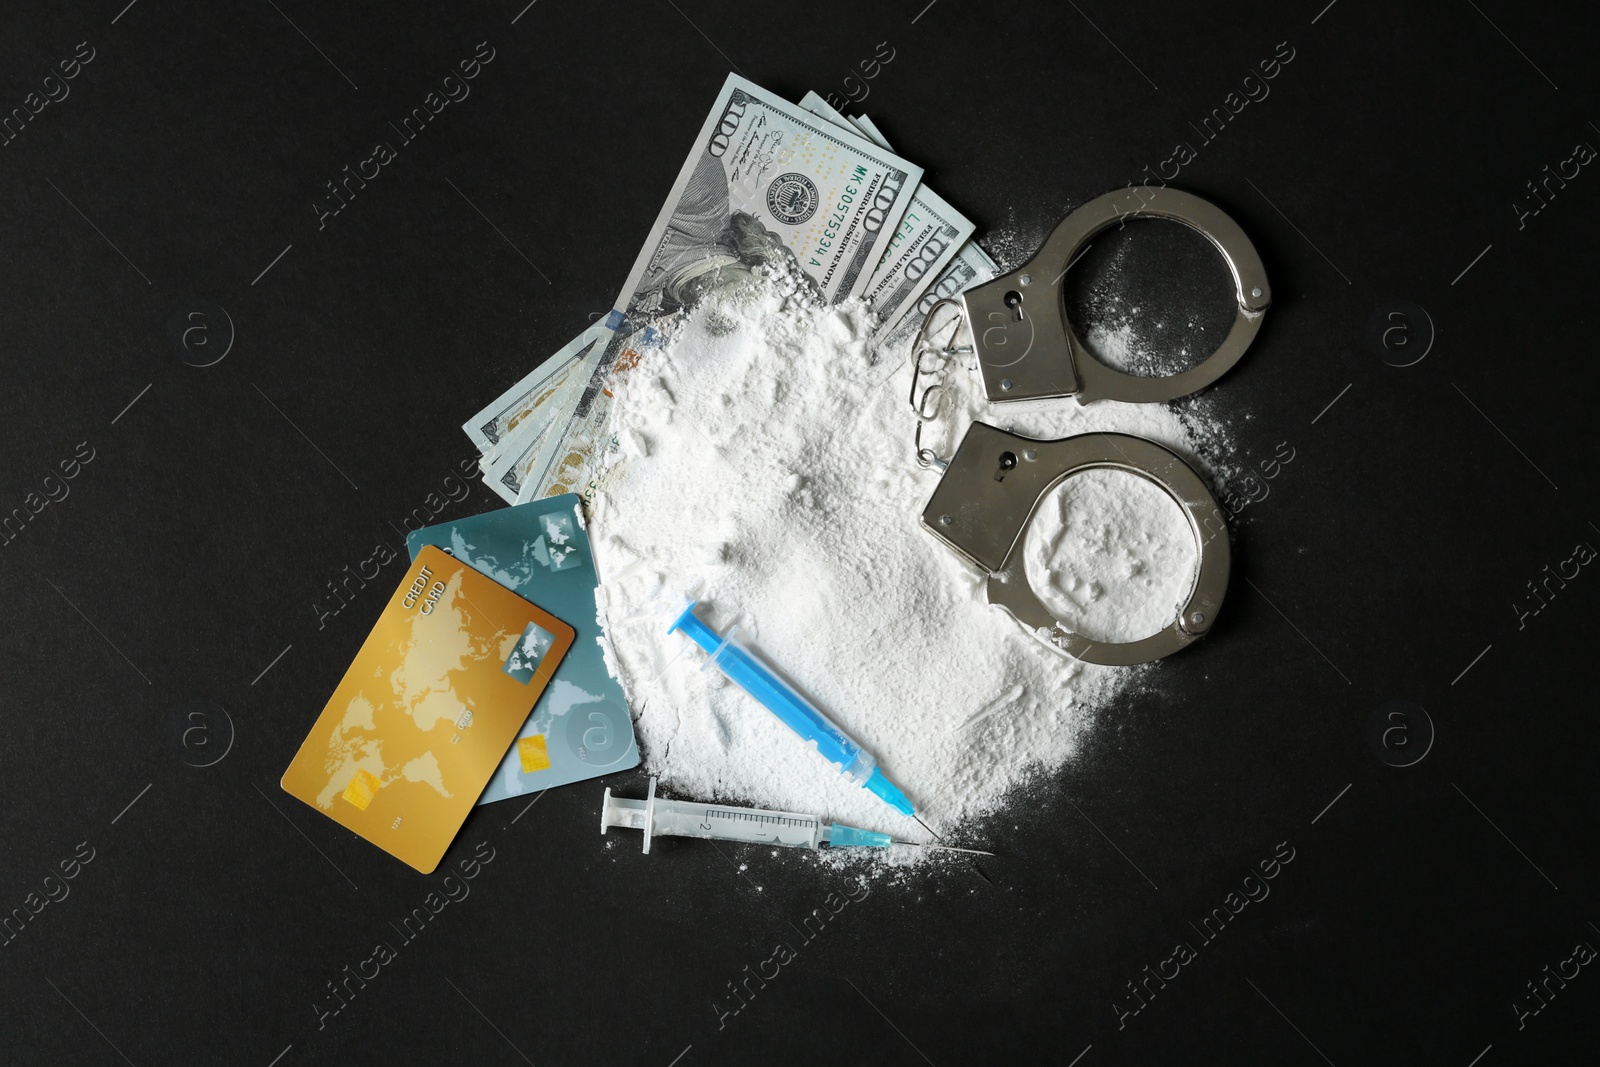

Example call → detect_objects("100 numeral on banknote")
520 74 930 502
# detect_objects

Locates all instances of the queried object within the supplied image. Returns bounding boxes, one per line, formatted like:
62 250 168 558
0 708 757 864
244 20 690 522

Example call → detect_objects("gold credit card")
281 545 573 872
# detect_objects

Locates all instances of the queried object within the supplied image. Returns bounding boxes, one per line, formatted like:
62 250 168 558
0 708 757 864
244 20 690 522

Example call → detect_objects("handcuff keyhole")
1004 289 1024 321
994 451 1018 482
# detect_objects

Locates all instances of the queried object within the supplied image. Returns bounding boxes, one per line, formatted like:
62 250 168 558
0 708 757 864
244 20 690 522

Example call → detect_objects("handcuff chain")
908 298 972 470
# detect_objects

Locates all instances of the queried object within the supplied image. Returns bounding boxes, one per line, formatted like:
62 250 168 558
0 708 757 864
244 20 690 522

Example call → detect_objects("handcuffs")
911 186 1270 666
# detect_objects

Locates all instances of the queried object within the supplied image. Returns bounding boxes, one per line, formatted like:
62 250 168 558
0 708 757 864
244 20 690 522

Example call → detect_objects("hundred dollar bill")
477 357 584 472
479 371 577 503
616 74 923 316
525 323 659 504
461 321 609 457
486 320 668 506
874 126 997 323
480 322 615 503
828 113 999 356
511 74 927 504
859 181 971 339
879 238 1001 359
801 96 976 341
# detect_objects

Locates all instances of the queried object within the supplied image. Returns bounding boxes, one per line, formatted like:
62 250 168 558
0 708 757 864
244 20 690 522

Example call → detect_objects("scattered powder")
974 192 1073 273
588 276 1224 866
1086 316 1207 378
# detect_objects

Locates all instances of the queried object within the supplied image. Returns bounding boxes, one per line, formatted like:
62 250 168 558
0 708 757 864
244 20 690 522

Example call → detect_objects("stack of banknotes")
462 75 999 506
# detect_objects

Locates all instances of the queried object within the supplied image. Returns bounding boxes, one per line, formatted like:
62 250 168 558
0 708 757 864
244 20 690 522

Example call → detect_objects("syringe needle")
893 840 996 857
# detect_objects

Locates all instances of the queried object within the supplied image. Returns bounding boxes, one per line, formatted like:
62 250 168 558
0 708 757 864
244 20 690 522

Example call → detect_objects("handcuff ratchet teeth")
911 186 1268 665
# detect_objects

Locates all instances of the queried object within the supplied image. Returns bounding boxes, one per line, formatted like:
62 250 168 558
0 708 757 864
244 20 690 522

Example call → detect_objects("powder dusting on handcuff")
589 275 1228 867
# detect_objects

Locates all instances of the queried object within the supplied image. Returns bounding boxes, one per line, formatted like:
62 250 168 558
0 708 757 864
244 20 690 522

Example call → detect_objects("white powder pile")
588 279 1220 863
1024 469 1198 643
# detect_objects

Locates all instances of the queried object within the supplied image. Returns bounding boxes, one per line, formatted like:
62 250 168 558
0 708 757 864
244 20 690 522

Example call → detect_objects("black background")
3 1 1597 1063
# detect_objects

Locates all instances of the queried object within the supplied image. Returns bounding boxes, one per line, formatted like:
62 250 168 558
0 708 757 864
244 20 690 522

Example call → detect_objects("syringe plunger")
601 780 893 853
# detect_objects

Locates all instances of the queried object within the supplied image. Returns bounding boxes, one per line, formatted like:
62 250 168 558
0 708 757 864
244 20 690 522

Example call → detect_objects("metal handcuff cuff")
910 186 1270 666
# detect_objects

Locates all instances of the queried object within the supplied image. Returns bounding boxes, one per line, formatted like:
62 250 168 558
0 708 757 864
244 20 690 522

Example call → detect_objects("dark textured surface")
3 1 1597 1063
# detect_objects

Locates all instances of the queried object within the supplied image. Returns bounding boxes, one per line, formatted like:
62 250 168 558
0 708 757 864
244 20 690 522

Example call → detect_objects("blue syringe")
670 601 917 817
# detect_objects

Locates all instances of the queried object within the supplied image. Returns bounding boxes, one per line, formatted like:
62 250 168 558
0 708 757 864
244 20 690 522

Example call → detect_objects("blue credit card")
407 496 639 803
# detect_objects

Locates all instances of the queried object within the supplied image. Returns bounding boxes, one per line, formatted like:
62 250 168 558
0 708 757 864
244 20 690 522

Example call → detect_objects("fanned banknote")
462 320 608 459
832 109 1001 355
617 74 924 316
510 74 928 504
479 370 577 503
880 239 1001 357
480 322 614 503
798 92 974 340
492 319 671 505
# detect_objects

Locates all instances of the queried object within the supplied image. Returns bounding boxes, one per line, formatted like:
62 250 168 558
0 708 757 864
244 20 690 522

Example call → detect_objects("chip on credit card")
281 545 573 873
407 495 640 803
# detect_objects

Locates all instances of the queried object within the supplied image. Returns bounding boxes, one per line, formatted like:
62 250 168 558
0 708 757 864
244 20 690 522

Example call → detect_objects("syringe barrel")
650 801 823 850
602 780 825 851
671 603 870 780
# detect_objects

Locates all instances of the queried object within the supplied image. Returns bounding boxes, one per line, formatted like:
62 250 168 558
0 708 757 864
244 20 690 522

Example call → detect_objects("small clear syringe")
601 779 992 855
